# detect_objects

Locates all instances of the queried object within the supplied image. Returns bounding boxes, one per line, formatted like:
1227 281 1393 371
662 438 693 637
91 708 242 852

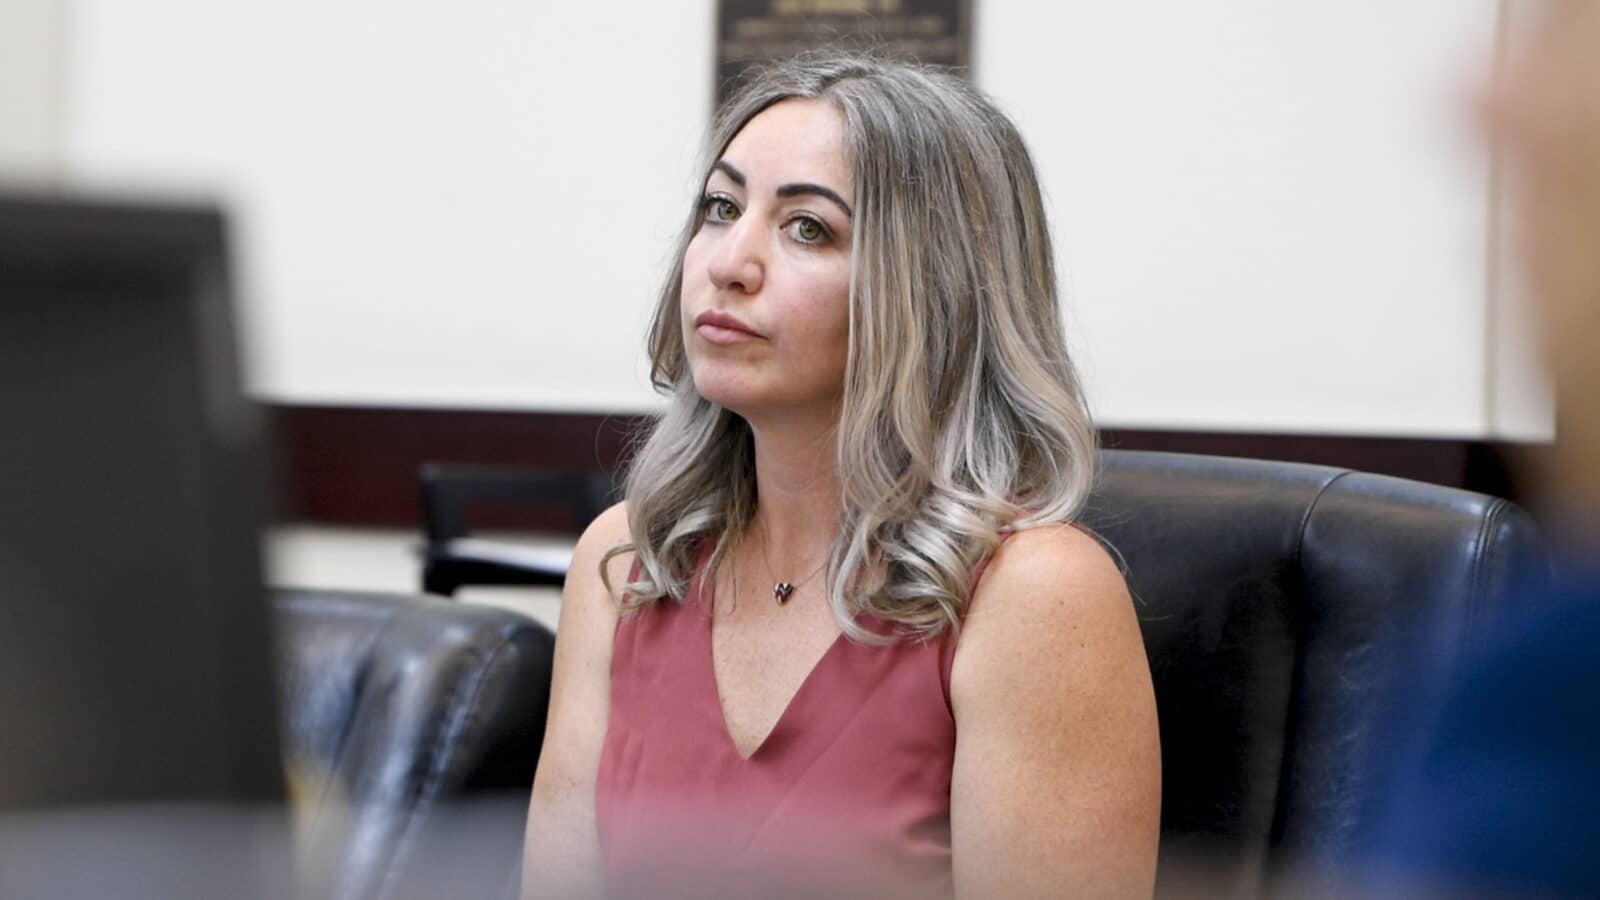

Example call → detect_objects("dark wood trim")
268 405 647 529
1098 429 1516 497
268 404 1538 529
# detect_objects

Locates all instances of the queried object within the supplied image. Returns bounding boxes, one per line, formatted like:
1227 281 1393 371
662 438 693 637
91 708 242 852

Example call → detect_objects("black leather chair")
274 588 556 900
1078 451 1545 896
380 449 1543 897
419 463 614 596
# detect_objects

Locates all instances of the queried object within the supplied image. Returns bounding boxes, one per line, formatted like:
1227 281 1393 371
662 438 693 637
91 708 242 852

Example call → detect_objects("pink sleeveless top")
595 547 991 900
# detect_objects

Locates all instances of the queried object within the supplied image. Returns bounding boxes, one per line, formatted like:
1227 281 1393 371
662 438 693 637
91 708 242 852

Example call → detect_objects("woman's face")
679 98 855 424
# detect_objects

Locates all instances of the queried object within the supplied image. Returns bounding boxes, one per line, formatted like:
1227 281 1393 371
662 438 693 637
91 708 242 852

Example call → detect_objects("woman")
523 52 1160 900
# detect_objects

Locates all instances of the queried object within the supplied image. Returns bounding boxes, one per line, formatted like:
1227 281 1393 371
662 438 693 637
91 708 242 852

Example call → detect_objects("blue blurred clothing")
1355 565 1600 898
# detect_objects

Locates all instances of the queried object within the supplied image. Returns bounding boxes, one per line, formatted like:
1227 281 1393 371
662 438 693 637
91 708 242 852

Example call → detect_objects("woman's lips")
695 311 763 345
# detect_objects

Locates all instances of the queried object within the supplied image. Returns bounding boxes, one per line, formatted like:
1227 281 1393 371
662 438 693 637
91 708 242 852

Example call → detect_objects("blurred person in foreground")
520 52 1160 900
1351 2 1600 897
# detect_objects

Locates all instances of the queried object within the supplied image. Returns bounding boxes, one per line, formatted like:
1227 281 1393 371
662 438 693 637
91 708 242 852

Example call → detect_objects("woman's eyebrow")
776 183 853 220
710 160 745 186
710 159 853 220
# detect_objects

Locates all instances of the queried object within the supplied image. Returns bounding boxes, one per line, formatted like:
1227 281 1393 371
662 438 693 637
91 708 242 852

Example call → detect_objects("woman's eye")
787 216 829 244
703 197 740 224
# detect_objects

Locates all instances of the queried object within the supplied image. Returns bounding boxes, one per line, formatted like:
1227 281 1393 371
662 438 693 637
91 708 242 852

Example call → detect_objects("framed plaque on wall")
715 0 973 105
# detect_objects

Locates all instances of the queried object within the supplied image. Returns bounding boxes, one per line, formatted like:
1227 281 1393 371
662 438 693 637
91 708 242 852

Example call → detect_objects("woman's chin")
689 365 842 426
689 372 764 416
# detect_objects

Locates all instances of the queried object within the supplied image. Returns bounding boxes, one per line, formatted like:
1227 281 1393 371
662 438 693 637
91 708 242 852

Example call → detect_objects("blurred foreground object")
1478 0 1600 520
1344 2 1600 897
0 191 561 899
1353 573 1599 899
0 192 290 898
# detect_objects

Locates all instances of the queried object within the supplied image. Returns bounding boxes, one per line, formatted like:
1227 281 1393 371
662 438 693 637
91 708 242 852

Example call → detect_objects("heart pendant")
773 582 795 603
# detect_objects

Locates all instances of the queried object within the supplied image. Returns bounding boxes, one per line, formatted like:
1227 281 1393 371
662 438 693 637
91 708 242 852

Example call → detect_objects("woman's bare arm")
519 502 631 900
950 524 1161 899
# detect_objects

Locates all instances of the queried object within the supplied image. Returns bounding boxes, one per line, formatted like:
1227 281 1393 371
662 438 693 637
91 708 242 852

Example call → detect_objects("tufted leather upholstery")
270 452 1543 898
274 588 555 900
1079 451 1546 896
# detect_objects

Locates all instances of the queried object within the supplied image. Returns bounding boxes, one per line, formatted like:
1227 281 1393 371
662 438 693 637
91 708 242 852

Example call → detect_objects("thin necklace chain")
757 516 827 603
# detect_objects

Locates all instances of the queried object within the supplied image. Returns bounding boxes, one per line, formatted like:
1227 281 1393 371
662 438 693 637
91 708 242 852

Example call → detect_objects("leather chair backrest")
1078 451 1545 895
274 589 555 900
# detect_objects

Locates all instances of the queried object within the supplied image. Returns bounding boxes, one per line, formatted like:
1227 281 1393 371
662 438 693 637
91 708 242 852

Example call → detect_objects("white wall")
54 0 1552 439
265 525 564 630
66 0 713 412
0 0 66 178
982 2 1502 436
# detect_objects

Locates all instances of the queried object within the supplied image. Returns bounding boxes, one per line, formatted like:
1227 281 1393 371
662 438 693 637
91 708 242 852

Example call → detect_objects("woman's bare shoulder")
952 521 1142 708
576 500 632 558
969 522 1128 622
567 501 634 609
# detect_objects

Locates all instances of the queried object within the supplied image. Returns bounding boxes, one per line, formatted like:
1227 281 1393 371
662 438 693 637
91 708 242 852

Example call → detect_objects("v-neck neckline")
702 571 850 762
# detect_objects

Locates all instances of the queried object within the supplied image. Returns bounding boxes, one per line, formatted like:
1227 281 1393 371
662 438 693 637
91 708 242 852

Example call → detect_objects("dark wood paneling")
269 405 647 528
268 404 1536 529
1102 429 1494 493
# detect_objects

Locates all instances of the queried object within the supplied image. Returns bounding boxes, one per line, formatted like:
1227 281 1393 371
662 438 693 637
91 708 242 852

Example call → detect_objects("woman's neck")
745 412 841 572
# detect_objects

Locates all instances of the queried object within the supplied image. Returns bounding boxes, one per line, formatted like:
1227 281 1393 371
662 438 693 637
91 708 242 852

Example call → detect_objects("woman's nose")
706 216 765 295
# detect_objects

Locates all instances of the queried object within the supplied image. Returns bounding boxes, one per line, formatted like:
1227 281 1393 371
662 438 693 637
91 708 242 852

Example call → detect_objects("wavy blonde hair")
606 51 1096 641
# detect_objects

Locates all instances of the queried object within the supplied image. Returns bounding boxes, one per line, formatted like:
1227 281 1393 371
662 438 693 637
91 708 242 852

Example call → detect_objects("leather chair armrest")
273 588 554 900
